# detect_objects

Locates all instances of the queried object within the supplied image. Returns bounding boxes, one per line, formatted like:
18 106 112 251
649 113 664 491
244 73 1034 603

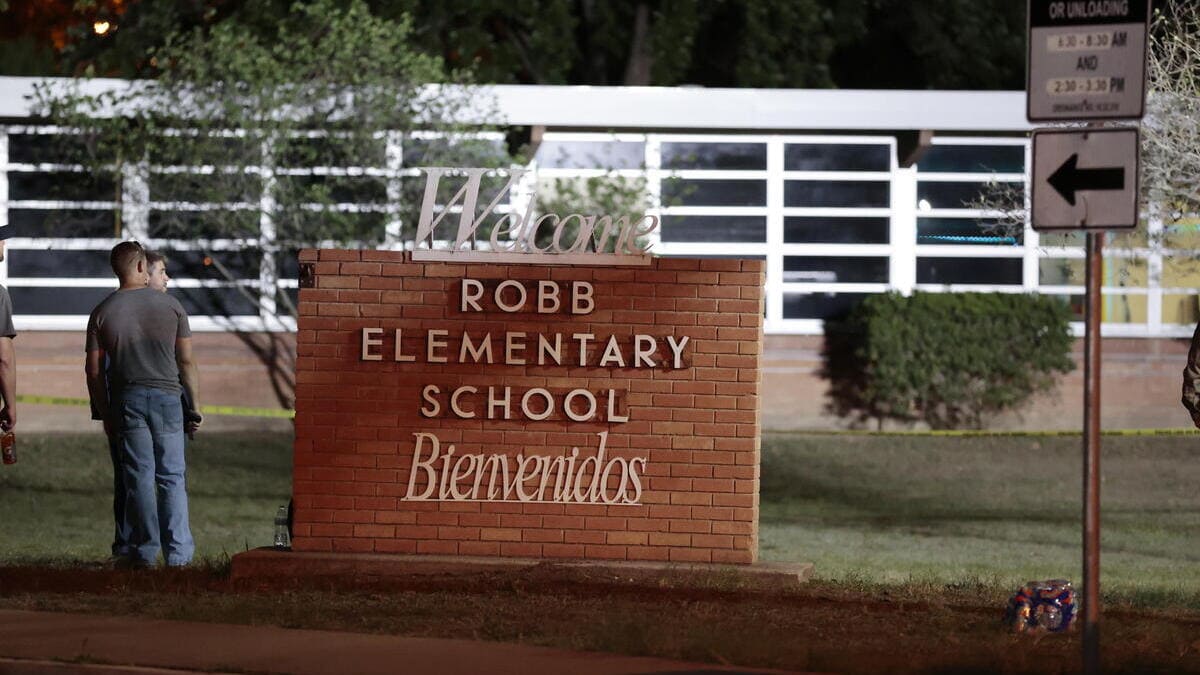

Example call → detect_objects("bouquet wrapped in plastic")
1006 579 1077 633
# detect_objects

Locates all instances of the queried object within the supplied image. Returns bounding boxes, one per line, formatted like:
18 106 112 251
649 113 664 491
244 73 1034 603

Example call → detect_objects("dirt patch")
2 564 1199 674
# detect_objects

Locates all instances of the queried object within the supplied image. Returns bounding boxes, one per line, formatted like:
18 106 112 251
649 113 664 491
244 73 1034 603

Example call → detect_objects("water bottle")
273 505 291 550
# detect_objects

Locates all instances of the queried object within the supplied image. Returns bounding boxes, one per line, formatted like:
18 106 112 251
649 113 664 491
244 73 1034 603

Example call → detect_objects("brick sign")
291 249 764 564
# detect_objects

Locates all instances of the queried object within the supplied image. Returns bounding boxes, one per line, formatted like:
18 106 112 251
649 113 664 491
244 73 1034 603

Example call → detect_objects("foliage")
1144 0 1200 227
30 0 520 412
822 292 1075 429
6 0 1028 90
971 0 1200 258
531 174 655 253
33 0 510 313
380 0 590 85
671 0 839 88
828 0 1026 89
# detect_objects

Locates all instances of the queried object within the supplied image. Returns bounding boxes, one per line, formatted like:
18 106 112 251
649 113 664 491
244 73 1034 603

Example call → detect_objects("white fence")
0 81 1192 337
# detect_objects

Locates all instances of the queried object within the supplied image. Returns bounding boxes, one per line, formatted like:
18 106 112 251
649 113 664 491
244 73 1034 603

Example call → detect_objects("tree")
33 0 510 406
828 0 1026 90
1143 0 1200 224
969 0 1200 258
8 0 1028 90
376 0 580 85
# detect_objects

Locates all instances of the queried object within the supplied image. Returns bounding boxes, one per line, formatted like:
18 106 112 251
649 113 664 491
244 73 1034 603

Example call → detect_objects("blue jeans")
107 433 131 558
116 386 193 566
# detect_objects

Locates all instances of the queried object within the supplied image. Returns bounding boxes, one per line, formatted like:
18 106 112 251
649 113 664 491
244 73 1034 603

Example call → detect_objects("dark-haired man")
146 251 197 425
86 241 201 567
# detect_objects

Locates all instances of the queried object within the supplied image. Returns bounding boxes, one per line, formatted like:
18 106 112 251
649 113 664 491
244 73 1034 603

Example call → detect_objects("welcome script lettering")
358 277 694 505
411 167 659 264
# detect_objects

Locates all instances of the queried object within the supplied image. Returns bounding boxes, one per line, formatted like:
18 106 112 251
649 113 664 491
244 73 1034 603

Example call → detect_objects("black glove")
185 409 203 439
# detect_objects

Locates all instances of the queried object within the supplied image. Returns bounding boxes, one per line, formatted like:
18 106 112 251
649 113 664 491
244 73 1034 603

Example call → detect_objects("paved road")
0 610 798 675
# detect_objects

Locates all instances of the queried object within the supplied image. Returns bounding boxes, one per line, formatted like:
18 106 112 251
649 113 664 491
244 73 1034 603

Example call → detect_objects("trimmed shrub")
822 292 1075 429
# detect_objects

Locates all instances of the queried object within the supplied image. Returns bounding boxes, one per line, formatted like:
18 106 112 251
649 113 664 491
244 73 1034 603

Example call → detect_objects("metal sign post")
1082 230 1102 674
1027 3 1151 671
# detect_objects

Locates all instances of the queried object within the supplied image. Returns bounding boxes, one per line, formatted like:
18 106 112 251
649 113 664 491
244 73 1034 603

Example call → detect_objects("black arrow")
1047 154 1125 206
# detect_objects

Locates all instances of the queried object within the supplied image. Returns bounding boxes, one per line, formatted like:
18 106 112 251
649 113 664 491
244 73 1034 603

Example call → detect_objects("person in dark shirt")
0 228 16 436
85 241 202 567
1183 321 1200 428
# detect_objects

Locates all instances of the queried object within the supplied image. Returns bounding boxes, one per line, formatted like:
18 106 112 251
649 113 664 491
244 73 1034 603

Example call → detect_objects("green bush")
822 292 1075 429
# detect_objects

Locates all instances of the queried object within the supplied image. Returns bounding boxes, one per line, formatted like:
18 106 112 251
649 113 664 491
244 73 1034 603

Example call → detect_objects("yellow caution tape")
767 427 1200 437
16 394 295 419
17 394 1194 433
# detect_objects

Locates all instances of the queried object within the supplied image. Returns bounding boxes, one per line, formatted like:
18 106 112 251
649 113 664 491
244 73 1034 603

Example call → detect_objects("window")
9 172 115 202
662 142 766 170
660 216 766 243
9 287 113 315
783 256 888 283
785 217 889 244
1102 294 1147 323
275 175 388 204
662 179 766 207
277 137 383 167
535 141 644 169
1039 258 1079 285
8 250 111 278
8 209 116 238
918 145 1024 173
916 181 1021 210
156 250 262 281
148 173 262 205
1039 258 1146 287
917 257 1022 285
785 181 889 208
172 287 261 316
917 218 1022 245
148 137 263 167
783 292 869 319
1163 294 1200 324
149 210 260 239
8 133 101 164
784 144 889 171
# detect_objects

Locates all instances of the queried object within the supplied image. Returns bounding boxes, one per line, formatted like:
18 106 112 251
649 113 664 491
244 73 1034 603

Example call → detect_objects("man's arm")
0 336 15 430
176 336 201 434
85 348 110 432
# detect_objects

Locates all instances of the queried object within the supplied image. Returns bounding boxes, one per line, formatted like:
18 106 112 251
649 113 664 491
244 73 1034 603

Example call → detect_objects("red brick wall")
291 249 764 564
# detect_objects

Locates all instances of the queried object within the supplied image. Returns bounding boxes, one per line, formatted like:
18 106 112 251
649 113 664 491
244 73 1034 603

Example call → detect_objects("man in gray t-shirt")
86 241 201 567
86 287 193 395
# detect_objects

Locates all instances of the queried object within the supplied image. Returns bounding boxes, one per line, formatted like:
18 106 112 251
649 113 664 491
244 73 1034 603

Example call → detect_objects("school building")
0 77 1191 431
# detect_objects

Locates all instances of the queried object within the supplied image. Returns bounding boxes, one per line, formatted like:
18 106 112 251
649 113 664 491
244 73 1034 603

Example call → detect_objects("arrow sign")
1047 154 1125 206
1031 128 1139 231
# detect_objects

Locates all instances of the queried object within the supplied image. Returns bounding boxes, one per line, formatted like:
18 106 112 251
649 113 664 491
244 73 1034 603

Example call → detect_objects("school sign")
289 169 764 563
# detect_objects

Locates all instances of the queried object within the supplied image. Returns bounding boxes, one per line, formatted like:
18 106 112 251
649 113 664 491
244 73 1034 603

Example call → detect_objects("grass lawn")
0 432 292 563
3 431 1198 609
761 432 1200 608
4 431 1200 673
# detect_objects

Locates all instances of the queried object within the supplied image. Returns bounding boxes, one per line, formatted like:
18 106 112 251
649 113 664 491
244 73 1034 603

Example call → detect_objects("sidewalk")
0 610 796 675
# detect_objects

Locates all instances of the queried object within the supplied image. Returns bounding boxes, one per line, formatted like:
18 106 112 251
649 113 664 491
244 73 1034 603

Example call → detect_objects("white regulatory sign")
1027 0 1150 121
1031 127 1139 231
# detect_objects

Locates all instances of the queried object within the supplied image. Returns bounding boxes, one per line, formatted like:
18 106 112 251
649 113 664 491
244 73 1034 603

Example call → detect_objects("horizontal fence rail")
0 125 1194 337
